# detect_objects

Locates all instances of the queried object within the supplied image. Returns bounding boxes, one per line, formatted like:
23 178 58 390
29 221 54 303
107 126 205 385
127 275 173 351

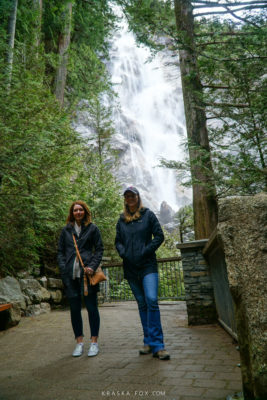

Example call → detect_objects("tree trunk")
6 0 18 87
174 0 218 239
33 0 43 50
54 2 72 106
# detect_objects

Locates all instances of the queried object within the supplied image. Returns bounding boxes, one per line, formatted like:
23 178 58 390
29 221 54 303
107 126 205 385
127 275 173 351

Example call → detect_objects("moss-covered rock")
218 193 267 400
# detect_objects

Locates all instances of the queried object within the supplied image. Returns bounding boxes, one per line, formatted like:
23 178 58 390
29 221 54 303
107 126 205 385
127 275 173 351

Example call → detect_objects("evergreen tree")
0 0 121 276
196 15 267 195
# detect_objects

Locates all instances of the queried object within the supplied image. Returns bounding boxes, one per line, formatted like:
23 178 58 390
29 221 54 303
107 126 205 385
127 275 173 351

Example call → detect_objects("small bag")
72 234 106 294
89 266 107 286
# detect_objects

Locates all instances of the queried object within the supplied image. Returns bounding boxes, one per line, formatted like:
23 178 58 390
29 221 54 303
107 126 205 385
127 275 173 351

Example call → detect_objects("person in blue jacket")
115 186 170 360
58 200 104 358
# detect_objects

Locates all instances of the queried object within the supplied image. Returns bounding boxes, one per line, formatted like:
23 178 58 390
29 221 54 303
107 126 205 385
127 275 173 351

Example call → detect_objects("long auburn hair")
123 194 144 223
67 200 92 226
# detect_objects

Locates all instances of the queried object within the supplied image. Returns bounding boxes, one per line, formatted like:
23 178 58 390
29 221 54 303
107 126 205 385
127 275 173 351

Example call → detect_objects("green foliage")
42 0 115 103
196 15 267 196
67 0 115 102
0 0 122 277
158 262 184 299
106 272 134 301
78 96 117 161
117 0 176 51
0 62 80 276
156 227 180 258
71 150 122 257
175 204 194 243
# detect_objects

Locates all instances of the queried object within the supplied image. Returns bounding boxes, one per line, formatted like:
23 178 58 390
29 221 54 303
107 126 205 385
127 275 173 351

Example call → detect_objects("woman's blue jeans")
128 272 164 354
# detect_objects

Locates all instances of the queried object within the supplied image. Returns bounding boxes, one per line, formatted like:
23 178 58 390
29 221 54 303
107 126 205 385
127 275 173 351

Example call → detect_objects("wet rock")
19 279 50 304
47 278 63 290
159 201 175 224
49 290 62 304
26 304 41 316
26 303 51 317
217 192 267 399
40 302 51 314
39 276 48 289
0 276 26 311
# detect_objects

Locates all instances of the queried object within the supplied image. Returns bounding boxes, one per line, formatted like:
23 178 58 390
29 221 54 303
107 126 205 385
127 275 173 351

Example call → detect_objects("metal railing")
203 230 237 340
99 257 185 302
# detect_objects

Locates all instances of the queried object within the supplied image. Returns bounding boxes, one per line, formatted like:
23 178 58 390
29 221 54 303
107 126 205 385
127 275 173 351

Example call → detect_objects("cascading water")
109 7 191 213
74 6 191 215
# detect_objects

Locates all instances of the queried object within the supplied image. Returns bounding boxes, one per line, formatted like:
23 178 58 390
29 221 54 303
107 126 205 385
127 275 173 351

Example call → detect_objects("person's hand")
85 267 94 276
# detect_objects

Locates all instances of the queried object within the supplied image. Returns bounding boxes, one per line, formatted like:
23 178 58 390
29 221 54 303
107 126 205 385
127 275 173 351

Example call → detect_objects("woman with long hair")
58 200 103 357
115 187 170 360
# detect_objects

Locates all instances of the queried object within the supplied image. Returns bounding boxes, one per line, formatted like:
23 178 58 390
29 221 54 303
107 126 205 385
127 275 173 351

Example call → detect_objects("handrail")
102 256 182 268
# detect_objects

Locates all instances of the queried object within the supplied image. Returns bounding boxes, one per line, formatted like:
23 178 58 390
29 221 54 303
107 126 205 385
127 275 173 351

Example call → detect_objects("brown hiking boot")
139 345 152 355
153 349 170 360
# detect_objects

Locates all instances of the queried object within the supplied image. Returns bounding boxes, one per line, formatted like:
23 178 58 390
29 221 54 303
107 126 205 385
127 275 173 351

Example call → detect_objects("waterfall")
109 7 191 213
74 6 191 214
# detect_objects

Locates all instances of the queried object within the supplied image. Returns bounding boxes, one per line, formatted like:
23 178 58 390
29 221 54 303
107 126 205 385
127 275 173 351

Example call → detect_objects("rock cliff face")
159 201 175 224
217 193 267 399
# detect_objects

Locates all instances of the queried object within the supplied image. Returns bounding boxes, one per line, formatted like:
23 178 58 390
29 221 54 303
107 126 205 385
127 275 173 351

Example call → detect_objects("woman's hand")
85 267 94 276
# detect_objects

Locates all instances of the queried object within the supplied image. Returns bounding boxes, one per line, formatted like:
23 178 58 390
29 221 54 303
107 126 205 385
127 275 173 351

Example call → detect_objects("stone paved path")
0 302 242 400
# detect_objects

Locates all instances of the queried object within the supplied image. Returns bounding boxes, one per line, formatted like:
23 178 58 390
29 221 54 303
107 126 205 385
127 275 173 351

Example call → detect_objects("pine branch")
203 85 231 89
194 4 267 17
192 1 267 8
197 51 267 62
222 5 261 28
202 84 259 91
206 102 250 108
221 56 267 61
195 31 259 37
196 40 236 46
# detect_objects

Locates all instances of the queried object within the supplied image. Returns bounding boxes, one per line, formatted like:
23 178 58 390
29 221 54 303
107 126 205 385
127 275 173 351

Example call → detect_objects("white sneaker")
88 343 99 357
72 343 84 357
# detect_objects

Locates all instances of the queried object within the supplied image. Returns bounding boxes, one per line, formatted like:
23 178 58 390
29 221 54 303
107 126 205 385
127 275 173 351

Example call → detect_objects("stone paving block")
180 349 206 355
168 386 205 397
105 368 133 376
204 365 237 373
193 358 226 365
183 371 215 379
162 378 194 386
202 388 236 399
182 353 213 359
226 380 243 390
180 397 213 400
126 367 159 377
214 372 242 381
156 370 186 378
193 379 227 389
174 364 204 372
174 357 201 365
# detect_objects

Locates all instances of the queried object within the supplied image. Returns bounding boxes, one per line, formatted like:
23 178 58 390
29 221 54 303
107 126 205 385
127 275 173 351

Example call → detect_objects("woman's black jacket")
115 207 164 280
58 222 104 298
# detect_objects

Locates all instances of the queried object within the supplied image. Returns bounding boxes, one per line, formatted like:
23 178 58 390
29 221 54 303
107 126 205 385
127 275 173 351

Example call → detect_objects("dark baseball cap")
123 186 139 196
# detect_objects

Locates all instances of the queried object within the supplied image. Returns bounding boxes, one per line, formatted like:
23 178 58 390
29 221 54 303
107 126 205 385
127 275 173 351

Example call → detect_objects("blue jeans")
128 273 164 354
